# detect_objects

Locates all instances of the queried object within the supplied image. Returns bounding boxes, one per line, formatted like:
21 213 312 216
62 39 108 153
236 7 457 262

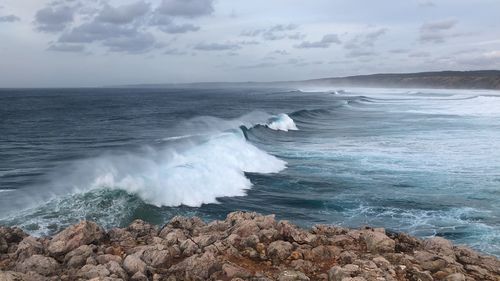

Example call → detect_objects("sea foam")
266 113 299 131
90 130 286 207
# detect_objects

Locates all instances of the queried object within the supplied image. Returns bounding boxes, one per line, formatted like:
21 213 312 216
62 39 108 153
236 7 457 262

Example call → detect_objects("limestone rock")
77 264 111 279
362 230 395 253
47 221 105 257
423 237 455 257
123 254 147 275
222 263 252 278
268 240 294 263
64 244 96 268
278 270 310 281
15 255 60 276
14 237 44 261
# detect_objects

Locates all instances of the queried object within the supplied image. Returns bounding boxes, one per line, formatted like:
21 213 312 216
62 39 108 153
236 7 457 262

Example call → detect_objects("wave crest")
265 113 298 131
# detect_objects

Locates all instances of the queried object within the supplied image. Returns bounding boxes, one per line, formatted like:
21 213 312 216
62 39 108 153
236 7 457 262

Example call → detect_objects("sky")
0 0 499 87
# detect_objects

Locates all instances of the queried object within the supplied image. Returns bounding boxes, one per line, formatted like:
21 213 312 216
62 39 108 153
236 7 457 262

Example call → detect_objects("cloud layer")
0 0 499 87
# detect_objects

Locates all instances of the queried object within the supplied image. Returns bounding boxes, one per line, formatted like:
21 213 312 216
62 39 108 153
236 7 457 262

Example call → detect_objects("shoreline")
1 212 499 281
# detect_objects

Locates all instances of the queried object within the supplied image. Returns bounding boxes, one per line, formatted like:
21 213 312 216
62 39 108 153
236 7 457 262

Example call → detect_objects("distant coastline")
120 70 500 90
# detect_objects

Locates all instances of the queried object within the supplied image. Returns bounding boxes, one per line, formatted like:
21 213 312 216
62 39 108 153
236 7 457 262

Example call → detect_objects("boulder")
414 251 448 273
123 254 147 275
127 219 159 238
77 264 111 279
14 237 44 261
278 221 315 244
180 239 199 256
0 237 8 254
361 230 395 253
105 260 128 280
47 221 105 257
0 271 26 281
96 254 123 265
168 251 221 280
423 237 455 257
268 240 294 263
222 263 252 278
159 228 187 245
278 270 310 281
0 227 26 244
131 271 149 281
139 245 172 267
167 216 205 231
15 255 60 276
64 244 96 268
443 273 465 281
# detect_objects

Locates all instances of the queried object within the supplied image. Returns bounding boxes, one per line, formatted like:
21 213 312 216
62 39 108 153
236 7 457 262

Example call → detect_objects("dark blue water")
1 87 499 256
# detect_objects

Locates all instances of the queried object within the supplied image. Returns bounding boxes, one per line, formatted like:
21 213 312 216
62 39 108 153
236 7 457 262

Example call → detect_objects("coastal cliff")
299 70 500 90
1 212 499 281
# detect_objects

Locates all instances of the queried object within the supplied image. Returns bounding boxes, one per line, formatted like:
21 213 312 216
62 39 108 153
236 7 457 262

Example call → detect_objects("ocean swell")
3 113 297 215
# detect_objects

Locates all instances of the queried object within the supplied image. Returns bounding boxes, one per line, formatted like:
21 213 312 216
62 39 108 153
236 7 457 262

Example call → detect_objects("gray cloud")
59 22 137 43
418 1 435 8
47 43 85 53
164 48 189 55
345 28 387 50
239 62 278 69
0 14 20 23
58 18 157 54
271 50 289 55
194 42 241 51
295 34 341 49
150 13 201 34
242 24 300 41
409 51 431 58
346 50 376 58
103 32 156 53
35 5 75 32
340 28 386 59
238 40 260 45
389 49 410 54
364 28 387 46
96 1 151 24
421 19 457 32
419 19 457 43
157 0 214 18
159 23 199 33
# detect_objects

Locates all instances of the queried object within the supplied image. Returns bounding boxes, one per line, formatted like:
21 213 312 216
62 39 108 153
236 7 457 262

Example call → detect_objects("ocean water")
0 87 499 256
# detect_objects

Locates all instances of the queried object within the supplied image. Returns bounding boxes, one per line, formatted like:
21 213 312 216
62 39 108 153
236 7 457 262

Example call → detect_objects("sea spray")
90 130 286 207
266 113 299 131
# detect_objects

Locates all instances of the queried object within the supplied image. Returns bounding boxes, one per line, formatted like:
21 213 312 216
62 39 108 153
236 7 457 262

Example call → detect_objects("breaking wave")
2 112 299 221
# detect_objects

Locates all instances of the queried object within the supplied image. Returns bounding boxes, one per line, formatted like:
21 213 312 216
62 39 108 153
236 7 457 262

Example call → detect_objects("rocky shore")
1 212 498 281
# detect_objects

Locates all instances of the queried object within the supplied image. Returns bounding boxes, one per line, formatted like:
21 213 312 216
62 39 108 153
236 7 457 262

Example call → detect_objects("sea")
0 86 499 257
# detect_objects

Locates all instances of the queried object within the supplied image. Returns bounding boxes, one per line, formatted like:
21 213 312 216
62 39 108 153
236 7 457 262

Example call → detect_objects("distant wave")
265 113 298 131
407 95 500 117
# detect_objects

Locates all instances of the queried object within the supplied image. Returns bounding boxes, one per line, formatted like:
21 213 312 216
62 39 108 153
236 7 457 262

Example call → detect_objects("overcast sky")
0 0 499 87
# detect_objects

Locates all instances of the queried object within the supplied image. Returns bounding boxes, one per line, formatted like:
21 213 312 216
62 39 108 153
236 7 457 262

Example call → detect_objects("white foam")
407 96 500 117
266 114 299 131
87 131 286 207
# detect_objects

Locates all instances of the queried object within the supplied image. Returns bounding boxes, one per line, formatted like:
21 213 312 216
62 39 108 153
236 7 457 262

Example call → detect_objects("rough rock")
278 270 310 281
14 237 44 261
361 230 395 253
15 255 60 276
123 254 147 275
0 211 498 281
47 221 105 256
268 240 294 263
